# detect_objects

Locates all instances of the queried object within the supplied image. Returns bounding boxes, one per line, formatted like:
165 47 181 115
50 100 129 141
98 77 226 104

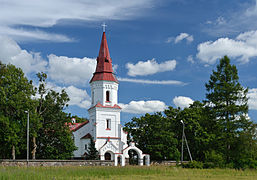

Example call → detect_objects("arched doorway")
117 156 122 166
128 149 139 165
104 152 111 160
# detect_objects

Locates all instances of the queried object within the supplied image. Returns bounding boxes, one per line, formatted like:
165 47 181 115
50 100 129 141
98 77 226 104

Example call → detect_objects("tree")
125 112 180 161
86 137 99 160
164 102 215 162
35 72 76 159
0 62 36 159
205 56 251 165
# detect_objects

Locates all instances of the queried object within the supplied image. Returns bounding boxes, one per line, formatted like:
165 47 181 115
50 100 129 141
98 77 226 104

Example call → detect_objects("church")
68 30 150 166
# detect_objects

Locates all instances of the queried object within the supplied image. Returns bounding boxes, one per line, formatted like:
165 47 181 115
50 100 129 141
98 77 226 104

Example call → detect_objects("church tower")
88 31 124 161
71 29 149 166
90 32 119 107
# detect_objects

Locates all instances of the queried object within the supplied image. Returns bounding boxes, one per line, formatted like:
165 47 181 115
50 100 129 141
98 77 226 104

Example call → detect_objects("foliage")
203 150 225 168
205 56 256 168
86 137 99 160
70 115 88 123
182 161 203 169
0 62 76 159
124 112 180 161
0 62 36 159
35 72 77 159
125 56 257 169
164 102 214 162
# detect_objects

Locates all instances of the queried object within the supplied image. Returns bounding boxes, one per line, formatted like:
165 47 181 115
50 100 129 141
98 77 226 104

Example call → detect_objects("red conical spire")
90 32 118 83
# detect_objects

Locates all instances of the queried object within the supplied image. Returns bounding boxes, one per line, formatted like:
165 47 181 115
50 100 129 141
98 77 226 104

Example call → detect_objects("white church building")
68 31 150 166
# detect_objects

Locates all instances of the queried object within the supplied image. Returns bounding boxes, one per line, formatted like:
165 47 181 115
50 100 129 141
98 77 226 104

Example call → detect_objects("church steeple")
90 32 118 83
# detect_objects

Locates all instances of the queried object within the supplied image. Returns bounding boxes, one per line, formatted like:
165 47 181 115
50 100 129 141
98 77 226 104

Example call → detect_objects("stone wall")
0 159 114 167
151 160 189 166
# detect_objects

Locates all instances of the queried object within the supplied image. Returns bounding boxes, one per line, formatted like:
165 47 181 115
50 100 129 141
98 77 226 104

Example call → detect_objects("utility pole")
25 110 29 163
180 120 193 163
181 120 184 164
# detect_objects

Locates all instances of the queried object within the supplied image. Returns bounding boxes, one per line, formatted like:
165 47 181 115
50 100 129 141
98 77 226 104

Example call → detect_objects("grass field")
0 166 257 180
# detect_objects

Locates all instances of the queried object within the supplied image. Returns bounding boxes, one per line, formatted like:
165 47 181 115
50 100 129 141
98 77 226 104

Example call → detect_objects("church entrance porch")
123 142 150 166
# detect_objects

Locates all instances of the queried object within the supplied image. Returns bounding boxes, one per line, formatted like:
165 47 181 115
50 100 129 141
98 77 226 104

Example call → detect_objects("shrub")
204 150 225 168
183 161 203 169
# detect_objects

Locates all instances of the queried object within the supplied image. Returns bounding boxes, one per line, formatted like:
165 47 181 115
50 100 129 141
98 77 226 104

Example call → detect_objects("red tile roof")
88 102 121 110
67 121 89 131
90 32 118 83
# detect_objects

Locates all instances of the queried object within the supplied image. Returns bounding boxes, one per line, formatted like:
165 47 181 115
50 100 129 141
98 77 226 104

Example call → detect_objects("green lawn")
0 166 257 180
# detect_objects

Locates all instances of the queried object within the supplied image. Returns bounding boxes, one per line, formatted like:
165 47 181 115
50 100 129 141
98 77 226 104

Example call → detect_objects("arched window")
106 91 110 102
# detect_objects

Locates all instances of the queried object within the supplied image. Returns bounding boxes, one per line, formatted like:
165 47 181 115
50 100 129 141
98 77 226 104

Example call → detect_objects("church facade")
69 31 150 166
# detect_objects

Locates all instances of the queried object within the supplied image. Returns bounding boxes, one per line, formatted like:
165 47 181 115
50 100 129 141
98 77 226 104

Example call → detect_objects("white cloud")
119 100 167 114
197 30 257 64
113 64 118 73
0 36 47 74
0 26 74 42
48 54 96 85
65 86 91 109
187 55 194 64
118 77 186 85
248 88 257 110
126 59 176 76
174 33 194 44
0 36 96 85
0 0 156 42
173 96 194 109
166 33 193 44
46 83 91 109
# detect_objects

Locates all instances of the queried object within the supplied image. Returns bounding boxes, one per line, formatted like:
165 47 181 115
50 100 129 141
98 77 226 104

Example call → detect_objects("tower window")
106 119 111 130
85 144 87 150
106 91 110 102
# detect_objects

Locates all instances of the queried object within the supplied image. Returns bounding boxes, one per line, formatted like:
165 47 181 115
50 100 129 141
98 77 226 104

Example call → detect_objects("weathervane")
101 22 107 32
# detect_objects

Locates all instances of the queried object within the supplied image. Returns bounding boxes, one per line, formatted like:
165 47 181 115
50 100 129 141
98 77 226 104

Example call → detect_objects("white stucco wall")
72 121 93 157
90 81 119 107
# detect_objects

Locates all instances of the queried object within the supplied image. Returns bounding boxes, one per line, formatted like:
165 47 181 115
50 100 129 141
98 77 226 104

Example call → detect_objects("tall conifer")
205 56 249 163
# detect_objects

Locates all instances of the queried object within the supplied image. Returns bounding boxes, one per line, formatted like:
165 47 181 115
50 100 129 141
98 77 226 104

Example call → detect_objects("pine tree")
87 137 99 160
205 56 250 164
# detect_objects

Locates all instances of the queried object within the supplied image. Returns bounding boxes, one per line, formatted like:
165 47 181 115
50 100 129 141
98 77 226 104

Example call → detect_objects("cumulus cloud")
197 30 257 64
119 100 167 114
173 96 194 109
45 83 91 109
48 54 96 85
126 59 176 76
0 36 96 85
118 77 186 85
248 88 257 110
0 0 156 42
0 36 47 74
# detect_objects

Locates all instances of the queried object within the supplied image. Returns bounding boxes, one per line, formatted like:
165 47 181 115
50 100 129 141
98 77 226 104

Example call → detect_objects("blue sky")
0 0 257 124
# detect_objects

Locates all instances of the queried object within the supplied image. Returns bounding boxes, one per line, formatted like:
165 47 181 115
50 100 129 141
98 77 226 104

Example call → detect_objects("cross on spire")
101 22 107 32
